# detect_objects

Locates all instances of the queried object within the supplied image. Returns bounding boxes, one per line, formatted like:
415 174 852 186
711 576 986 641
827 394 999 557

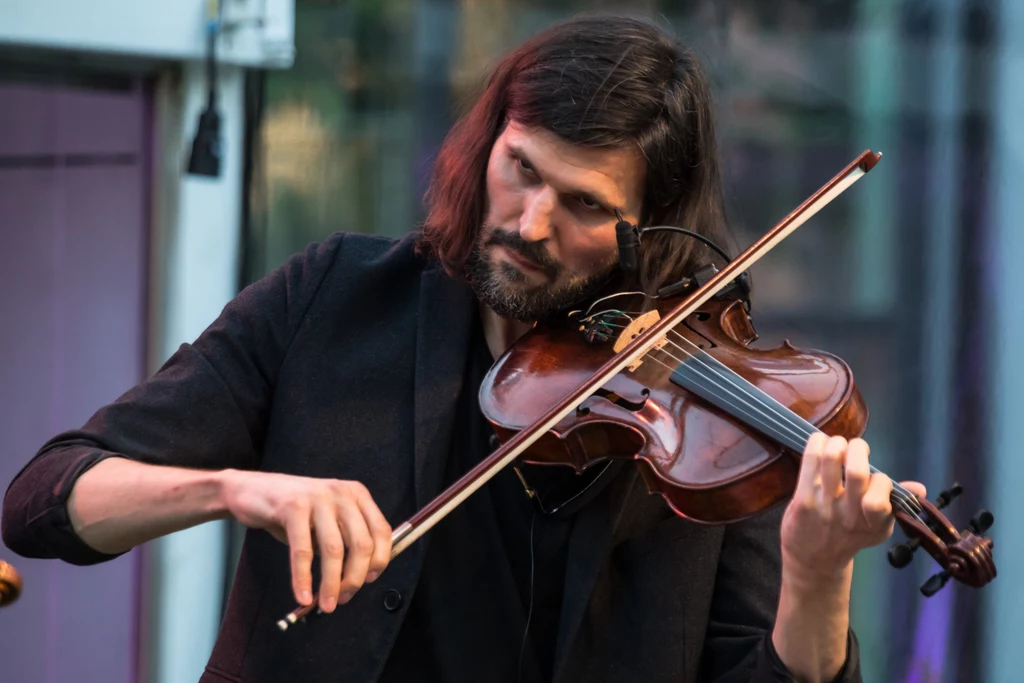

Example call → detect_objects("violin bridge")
613 310 666 371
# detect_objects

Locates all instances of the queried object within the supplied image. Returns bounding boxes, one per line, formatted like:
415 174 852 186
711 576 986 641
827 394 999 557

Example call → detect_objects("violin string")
652 347 823 453
596 314 850 463
651 335 924 519
598 316 845 461
639 349 923 522
597 314 865 480
653 330 923 514
585 311 923 518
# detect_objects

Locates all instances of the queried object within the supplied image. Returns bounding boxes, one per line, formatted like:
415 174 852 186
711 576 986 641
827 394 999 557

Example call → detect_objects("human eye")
515 155 537 176
577 195 603 212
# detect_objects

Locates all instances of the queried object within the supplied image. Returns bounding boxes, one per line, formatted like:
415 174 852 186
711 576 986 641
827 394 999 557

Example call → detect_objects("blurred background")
0 0 1020 681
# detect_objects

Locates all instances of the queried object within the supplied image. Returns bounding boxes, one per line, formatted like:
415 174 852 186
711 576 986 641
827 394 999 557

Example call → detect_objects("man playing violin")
3 14 926 683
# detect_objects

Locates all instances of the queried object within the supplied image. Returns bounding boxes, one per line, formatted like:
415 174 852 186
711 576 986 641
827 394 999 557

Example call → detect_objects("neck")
479 302 534 360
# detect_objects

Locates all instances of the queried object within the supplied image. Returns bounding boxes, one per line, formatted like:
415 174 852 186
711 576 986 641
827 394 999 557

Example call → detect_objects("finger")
357 495 393 582
819 436 848 502
312 503 344 612
899 480 928 499
842 438 871 520
284 503 314 606
797 432 829 504
337 500 374 604
861 472 895 533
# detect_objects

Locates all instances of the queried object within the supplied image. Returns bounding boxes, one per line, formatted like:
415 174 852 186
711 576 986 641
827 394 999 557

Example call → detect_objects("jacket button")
383 589 403 612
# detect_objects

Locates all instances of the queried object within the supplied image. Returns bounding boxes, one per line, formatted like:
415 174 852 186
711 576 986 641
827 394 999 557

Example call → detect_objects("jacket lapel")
412 266 477 511
412 261 637 678
553 465 640 679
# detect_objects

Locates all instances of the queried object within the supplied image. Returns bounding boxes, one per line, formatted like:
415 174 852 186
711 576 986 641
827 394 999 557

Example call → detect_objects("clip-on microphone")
611 209 752 310
615 209 641 273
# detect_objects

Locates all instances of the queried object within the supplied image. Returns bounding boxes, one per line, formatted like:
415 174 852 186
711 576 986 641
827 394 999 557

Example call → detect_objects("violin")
277 150 996 630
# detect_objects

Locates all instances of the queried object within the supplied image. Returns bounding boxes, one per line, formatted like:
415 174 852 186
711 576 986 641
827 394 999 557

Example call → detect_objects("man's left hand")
780 432 928 588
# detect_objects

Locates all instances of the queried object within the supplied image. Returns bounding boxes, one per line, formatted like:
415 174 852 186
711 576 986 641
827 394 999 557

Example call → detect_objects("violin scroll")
888 482 996 596
0 560 22 607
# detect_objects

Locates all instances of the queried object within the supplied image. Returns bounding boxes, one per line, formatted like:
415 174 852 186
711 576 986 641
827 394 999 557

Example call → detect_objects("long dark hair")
416 14 733 296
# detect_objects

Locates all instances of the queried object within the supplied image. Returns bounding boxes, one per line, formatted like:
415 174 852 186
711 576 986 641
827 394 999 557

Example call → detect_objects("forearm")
67 458 232 554
770 561 853 683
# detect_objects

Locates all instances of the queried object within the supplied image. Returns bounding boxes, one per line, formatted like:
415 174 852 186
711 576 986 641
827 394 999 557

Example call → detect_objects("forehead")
497 120 645 212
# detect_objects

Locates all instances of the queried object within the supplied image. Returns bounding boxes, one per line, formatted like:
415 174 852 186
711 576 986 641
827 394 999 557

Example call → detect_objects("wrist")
773 562 853 683
210 468 241 521
782 556 854 597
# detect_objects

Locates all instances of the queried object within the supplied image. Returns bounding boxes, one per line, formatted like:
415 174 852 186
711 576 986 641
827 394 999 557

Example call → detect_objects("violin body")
480 295 869 524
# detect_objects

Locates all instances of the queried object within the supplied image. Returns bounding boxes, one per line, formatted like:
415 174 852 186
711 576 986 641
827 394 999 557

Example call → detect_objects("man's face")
466 120 645 322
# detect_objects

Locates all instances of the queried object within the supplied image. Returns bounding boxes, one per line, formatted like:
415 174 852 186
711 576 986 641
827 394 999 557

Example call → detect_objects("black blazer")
2 231 861 682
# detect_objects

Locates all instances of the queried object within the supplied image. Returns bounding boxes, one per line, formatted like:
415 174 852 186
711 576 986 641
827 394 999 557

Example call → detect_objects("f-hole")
578 387 650 416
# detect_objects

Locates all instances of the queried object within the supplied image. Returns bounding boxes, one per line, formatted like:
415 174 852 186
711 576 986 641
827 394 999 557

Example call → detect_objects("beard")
465 225 617 322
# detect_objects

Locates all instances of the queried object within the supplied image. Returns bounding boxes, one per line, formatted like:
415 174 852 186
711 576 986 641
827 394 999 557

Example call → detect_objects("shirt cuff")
29 450 129 565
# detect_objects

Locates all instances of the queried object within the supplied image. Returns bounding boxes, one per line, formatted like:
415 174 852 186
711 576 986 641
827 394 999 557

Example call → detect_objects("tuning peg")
968 509 994 535
888 538 920 569
935 482 963 509
921 569 952 597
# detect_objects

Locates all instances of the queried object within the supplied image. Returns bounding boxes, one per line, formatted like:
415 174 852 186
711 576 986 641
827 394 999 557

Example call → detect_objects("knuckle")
825 436 848 455
351 535 374 555
291 547 314 562
312 485 335 505
346 480 370 498
847 470 868 485
823 446 844 461
841 513 861 532
804 432 826 453
793 496 817 516
865 499 891 518
321 540 344 557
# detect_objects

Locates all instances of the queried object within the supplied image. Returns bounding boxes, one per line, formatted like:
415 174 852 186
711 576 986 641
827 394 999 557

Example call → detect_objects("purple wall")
0 80 149 683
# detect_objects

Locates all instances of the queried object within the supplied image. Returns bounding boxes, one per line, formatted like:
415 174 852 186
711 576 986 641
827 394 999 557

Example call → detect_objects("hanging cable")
187 0 223 177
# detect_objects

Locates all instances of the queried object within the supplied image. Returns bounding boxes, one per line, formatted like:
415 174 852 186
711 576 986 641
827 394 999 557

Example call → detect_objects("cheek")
561 226 618 271
561 225 614 266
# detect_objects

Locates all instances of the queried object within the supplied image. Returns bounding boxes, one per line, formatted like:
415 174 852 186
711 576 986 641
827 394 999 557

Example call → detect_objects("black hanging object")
187 107 222 177
187 14 222 177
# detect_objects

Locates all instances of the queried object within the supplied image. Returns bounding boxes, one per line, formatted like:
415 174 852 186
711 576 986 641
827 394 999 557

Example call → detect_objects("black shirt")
379 313 605 683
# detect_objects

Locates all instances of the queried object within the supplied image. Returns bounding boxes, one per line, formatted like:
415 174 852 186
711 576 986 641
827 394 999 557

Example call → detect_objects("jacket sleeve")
697 504 863 683
1 233 346 566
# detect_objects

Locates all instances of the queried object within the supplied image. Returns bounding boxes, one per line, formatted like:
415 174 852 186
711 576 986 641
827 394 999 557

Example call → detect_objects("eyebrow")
507 142 623 212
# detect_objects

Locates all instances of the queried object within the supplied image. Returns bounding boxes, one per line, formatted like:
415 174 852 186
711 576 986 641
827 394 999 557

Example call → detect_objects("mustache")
483 227 559 278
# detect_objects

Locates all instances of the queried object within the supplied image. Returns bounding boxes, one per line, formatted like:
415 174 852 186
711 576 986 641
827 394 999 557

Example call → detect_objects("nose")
519 185 557 242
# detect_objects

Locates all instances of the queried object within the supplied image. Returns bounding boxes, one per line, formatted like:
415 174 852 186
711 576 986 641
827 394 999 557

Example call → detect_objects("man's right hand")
66 459 392 614
221 470 393 613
